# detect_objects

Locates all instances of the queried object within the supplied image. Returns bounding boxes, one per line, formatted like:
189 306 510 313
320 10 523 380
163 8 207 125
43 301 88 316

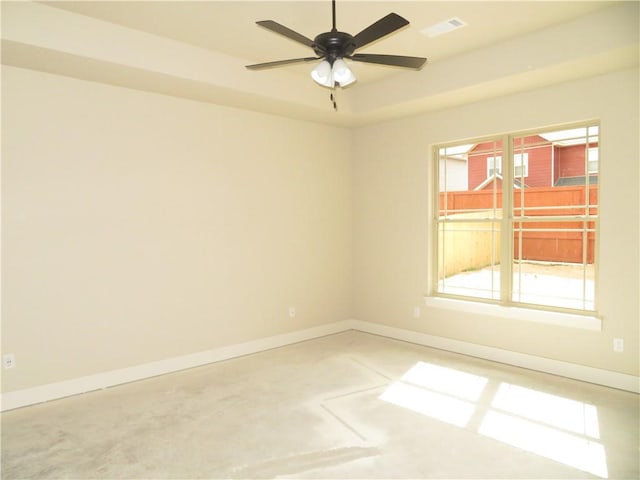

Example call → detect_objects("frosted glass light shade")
332 59 356 86
311 61 333 87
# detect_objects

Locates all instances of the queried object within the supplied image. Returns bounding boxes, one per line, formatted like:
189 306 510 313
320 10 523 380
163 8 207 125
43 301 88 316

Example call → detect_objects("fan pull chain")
330 90 338 111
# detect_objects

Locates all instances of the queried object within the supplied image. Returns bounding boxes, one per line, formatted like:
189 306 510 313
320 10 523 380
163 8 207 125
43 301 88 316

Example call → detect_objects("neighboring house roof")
474 173 525 191
555 175 599 186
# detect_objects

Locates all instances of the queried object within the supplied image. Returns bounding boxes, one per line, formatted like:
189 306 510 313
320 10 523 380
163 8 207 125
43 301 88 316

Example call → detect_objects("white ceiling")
3 1 638 126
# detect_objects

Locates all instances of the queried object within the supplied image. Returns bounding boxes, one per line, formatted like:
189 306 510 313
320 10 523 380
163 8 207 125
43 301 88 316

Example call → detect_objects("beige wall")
353 68 639 376
1 66 353 392
2 64 638 396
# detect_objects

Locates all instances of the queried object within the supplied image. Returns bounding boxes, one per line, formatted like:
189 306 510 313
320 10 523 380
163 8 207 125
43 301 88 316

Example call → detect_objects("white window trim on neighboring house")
487 155 503 177
514 153 529 178
487 154 529 179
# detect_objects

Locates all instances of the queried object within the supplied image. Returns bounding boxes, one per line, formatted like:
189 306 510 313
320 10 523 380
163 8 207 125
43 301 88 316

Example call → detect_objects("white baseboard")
2 318 637 411
347 319 640 394
0 320 351 412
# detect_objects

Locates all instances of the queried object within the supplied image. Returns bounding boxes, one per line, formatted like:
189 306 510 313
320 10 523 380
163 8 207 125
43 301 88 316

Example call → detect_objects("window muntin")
434 123 598 314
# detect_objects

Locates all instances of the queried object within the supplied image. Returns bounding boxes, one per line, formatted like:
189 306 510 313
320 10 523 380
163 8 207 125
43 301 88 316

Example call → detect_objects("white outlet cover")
3 354 16 369
613 338 624 352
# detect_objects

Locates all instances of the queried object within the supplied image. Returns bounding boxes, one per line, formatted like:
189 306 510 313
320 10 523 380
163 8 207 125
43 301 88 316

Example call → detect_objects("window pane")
510 125 597 311
437 139 503 300
437 221 501 300
512 221 595 310
513 128 598 218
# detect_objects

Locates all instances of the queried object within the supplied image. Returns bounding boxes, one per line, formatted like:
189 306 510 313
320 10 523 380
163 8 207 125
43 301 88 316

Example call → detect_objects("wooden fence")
439 185 597 265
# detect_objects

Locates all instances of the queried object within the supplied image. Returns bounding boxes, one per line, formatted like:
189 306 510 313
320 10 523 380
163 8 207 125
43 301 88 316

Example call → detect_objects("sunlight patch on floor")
491 383 601 438
400 362 488 401
379 362 609 478
479 410 608 478
379 382 476 428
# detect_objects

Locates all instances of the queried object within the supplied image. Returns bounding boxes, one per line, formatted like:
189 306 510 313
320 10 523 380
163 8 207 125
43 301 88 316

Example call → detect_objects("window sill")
423 296 602 331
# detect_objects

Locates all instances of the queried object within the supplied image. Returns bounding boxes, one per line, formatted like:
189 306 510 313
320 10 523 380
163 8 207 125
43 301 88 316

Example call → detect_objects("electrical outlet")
3 354 16 369
289 307 296 318
613 338 624 353
413 306 421 318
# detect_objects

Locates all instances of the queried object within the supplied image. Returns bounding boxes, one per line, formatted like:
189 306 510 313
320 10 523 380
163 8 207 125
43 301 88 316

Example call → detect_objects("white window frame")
432 123 599 323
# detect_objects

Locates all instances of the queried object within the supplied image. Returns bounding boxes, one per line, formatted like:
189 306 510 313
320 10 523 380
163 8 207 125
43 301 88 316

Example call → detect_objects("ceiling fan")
245 0 427 90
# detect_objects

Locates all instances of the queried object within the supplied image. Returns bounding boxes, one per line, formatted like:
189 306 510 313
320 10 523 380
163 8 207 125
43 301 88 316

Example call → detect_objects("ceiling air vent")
421 17 467 38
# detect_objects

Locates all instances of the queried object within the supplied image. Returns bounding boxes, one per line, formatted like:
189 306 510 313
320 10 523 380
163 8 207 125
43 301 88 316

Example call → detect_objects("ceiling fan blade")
352 13 409 49
256 20 315 48
350 53 427 69
246 57 322 70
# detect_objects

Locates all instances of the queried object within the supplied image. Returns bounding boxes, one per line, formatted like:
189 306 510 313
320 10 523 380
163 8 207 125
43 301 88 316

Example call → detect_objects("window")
487 156 502 177
433 123 599 314
486 154 529 179
514 153 529 178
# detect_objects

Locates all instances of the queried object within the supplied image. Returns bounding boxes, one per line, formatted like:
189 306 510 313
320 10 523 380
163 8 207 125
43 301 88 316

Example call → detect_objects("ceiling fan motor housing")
313 31 356 63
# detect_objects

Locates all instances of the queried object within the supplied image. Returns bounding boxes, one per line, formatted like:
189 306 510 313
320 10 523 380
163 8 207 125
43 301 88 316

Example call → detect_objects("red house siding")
520 143 552 188
467 141 502 190
468 136 552 189
554 145 561 184
467 137 597 189
555 143 596 183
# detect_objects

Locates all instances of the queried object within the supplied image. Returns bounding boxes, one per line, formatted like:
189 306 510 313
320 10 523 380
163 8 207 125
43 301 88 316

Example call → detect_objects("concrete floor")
2 331 638 479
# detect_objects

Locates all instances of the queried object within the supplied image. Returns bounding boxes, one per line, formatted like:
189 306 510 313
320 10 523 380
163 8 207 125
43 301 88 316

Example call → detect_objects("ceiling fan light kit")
330 59 356 87
311 58 356 88
310 60 333 87
246 0 426 95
